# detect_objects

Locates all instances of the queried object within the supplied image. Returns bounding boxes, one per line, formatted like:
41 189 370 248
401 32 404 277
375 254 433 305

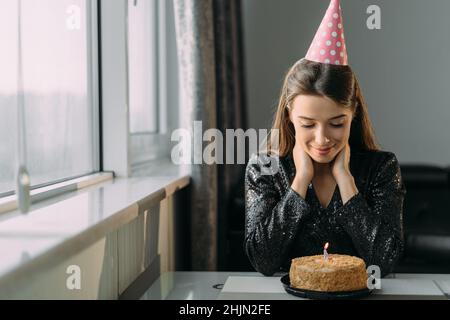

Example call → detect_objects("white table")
141 272 450 300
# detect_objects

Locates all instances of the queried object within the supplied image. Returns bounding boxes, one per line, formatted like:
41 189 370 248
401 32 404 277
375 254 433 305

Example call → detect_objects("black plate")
281 274 372 300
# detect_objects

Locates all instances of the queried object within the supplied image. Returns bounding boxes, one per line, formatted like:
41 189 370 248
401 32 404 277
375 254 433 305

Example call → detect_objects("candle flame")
324 242 329 250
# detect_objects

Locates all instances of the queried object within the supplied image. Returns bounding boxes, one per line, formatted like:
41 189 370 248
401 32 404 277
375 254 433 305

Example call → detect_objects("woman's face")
289 94 353 164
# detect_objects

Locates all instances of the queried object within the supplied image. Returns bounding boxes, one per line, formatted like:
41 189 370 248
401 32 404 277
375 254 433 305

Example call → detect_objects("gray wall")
243 0 450 166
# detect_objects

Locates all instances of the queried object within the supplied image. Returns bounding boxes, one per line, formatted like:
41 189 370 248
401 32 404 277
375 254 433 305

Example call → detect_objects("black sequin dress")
244 150 406 277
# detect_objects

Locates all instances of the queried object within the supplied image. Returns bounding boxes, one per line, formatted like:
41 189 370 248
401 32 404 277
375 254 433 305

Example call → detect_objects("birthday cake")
289 254 368 292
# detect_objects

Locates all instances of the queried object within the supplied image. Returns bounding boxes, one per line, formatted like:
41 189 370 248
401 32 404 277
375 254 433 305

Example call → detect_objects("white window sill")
0 160 190 288
0 172 115 215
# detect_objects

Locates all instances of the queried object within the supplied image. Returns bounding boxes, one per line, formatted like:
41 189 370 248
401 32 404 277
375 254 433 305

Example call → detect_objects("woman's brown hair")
265 58 380 156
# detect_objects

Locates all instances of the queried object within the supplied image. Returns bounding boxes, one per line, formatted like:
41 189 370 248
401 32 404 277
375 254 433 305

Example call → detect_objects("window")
0 0 99 196
128 0 158 134
128 0 179 166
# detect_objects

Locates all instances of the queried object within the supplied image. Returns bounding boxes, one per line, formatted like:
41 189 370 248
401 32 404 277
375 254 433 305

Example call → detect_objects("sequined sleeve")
244 154 312 276
335 152 406 277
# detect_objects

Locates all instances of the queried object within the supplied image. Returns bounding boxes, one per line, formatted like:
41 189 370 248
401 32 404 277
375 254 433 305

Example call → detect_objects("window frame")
89 0 102 173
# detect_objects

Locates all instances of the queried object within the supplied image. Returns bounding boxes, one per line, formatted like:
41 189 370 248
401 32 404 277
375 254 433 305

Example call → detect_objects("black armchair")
395 165 450 273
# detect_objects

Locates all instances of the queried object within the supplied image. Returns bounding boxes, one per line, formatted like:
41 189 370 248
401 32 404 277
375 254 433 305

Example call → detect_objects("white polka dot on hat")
305 0 348 66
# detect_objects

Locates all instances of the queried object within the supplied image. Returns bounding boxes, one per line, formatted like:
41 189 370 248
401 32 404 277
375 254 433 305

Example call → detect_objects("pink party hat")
305 0 348 65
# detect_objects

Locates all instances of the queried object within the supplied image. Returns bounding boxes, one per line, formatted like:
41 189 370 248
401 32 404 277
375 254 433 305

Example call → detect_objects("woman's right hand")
291 142 314 197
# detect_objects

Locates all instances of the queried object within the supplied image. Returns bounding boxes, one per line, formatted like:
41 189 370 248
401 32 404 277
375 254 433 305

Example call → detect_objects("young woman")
244 1 406 277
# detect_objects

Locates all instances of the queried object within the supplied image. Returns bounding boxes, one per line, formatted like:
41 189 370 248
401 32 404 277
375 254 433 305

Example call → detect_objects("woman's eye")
301 124 314 128
331 123 344 128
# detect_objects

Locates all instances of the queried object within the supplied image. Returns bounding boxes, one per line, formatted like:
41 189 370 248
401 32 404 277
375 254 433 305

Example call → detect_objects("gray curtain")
173 0 247 271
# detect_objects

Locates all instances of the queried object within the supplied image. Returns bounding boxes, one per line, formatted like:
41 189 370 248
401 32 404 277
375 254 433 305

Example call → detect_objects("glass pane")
0 0 97 195
0 0 19 194
128 0 158 134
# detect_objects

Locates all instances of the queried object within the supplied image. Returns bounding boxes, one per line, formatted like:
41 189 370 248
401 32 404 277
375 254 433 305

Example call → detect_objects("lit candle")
323 242 329 261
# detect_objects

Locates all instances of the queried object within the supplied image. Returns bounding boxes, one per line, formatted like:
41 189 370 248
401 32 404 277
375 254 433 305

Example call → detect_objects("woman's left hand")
331 143 352 182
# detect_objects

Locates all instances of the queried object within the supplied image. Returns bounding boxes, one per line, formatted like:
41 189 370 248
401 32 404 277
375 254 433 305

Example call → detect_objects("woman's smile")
311 145 335 156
